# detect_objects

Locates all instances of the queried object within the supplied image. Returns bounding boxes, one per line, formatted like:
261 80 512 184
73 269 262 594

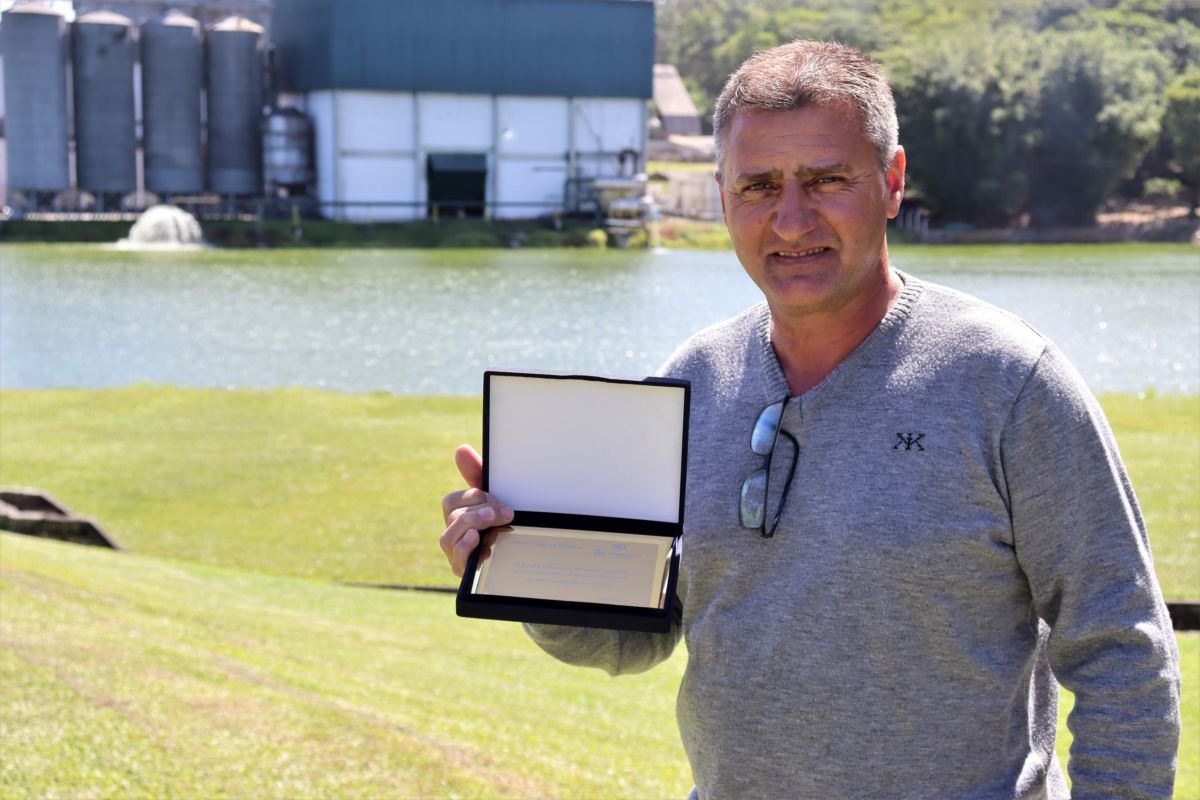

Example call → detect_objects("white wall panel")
309 89 646 220
495 157 567 218
0 139 7 206
572 98 643 154
308 91 337 210
339 91 415 152
575 153 634 179
497 96 568 156
418 94 493 151
340 155 418 221
0 57 6 204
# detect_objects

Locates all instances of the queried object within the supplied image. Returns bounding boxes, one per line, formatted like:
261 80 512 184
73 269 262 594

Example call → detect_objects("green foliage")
657 218 733 248
525 229 571 247
654 0 1200 227
1027 28 1169 227
584 228 609 248
1162 69 1200 213
0 218 711 250
1143 177 1184 200
437 227 504 248
888 28 1037 226
656 0 886 128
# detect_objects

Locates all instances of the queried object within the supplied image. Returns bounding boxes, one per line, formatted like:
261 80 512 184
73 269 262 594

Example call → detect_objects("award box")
456 370 690 632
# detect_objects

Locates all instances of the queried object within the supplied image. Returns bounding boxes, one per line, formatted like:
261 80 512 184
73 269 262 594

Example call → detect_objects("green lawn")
0 533 690 799
1102 391 1200 600
0 387 476 586
0 386 1196 797
1 533 1195 799
0 387 1194 599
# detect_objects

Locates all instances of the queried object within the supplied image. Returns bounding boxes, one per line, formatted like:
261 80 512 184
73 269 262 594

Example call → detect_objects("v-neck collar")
753 270 924 407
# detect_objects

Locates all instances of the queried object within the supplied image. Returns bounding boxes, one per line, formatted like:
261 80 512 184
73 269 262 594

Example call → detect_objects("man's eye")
741 182 772 194
814 176 845 186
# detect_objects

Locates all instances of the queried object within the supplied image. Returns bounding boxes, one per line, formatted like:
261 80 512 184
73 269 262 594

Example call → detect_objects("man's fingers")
439 444 511 577
441 486 488 524
439 502 513 576
455 444 484 490
478 527 503 565
440 503 495 558
447 527 479 577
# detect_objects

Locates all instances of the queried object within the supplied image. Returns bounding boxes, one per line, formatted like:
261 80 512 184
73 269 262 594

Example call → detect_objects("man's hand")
439 444 514 577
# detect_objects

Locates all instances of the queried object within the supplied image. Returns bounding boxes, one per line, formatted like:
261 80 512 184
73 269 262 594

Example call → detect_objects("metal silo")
0 3 71 197
206 16 264 195
72 10 137 198
141 10 204 195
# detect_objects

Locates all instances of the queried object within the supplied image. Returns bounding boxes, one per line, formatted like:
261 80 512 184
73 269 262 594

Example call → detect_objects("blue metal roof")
273 0 655 98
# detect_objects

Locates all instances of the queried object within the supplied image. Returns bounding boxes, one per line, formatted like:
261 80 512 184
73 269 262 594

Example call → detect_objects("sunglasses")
739 398 798 538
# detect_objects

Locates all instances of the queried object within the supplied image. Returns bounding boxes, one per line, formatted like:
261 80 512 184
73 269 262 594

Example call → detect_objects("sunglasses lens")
750 401 784 455
740 468 767 529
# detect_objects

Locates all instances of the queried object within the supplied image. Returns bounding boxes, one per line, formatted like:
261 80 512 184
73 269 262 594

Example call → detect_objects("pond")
1 243 1197 395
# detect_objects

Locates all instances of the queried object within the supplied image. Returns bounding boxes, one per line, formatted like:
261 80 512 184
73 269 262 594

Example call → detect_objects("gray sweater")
525 274 1180 798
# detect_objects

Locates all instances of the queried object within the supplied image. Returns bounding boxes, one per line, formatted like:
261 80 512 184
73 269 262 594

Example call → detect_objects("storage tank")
0 3 71 195
72 10 137 196
206 16 264 195
263 107 311 193
141 10 204 195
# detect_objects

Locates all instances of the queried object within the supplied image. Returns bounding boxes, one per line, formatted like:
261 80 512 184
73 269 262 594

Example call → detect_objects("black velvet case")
456 370 690 632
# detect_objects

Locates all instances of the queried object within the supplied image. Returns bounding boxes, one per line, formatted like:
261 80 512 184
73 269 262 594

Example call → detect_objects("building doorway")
427 153 487 218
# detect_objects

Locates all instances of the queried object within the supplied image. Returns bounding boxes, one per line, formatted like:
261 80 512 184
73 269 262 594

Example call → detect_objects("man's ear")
715 170 729 221
885 147 906 219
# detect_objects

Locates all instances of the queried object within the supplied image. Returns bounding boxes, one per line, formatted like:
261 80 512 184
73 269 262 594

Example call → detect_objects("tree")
1161 70 1200 216
656 0 759 131
652 0 1195 228
887 29 1038 226
1026 29 1168 227
656 0 884 131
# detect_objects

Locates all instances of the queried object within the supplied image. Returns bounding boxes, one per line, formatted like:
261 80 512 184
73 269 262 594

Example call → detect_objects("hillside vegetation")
656 0 1200 226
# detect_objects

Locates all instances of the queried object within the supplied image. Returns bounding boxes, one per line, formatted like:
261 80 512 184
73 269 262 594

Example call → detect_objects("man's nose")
771 182 817 239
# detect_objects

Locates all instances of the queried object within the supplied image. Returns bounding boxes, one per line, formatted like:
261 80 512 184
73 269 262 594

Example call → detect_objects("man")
440 40 1180 798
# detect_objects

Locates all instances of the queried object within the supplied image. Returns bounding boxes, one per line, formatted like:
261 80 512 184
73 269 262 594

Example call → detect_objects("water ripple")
1 244 1196 395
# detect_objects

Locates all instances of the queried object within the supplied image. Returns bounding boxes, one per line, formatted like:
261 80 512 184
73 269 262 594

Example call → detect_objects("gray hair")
712 40 899 172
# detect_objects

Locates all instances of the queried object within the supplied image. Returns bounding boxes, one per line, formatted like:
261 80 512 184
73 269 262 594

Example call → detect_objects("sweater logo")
893 432 926 452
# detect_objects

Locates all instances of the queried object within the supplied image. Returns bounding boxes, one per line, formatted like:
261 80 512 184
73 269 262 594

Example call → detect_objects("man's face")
717 104 905 321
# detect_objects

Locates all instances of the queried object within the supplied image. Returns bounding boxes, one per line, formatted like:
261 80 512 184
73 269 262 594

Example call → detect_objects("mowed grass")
0 386 1194 598
0 387 476 586
0 386 1197 797
0 533 691 799
1102 392 1200 601
1 534 1195 798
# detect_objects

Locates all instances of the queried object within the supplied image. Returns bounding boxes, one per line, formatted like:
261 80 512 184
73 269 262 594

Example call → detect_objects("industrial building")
276 0 654 221
651 64 701 137
0 0 657 221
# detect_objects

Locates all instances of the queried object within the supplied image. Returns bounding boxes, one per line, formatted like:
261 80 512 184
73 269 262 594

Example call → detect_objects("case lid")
484 371 688 528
